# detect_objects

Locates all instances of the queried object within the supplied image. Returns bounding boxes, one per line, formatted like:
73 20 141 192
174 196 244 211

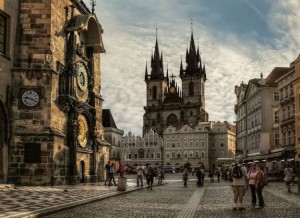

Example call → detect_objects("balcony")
279 116 295 127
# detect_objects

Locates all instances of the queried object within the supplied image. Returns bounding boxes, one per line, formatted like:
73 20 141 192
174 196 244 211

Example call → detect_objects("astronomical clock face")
170 87 175 93
75 62 89 102
77 114 89 148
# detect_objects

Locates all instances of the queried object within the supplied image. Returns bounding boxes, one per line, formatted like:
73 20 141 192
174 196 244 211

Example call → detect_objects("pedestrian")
215 168 221 182
117 163 125 177
183 168 189 188
144 164 149 186
284 163 293 193
147 166 155 190
136 163 144 187
104 161 111 185
200 167 205 186
209 169 214 182
108 163 117 186
196 168 202 187
231 158 248 210
294 161 300 193
192 167 195 176
255 164 266 208
157 166 163 185
247 163 258 207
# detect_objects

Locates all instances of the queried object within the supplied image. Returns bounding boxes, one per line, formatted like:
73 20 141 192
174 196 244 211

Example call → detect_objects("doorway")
80 161 85 183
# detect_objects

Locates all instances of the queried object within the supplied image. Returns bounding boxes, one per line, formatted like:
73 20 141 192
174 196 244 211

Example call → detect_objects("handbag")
259 172 268 186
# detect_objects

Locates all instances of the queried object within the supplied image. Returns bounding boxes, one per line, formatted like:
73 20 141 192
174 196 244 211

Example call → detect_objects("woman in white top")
247 164 258 207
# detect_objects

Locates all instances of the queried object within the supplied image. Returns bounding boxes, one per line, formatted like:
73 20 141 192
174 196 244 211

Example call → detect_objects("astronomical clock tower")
8 0 109 185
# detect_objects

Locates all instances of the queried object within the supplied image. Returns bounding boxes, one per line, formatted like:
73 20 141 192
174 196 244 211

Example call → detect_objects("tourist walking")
147 166 155 190
209 169 214 182
231 158 248 210
215 168 221 182
144 164 149 186
196 168 202 187
108 163 117 186
117 163 125 177
183 168 189 188
104 161 111 185
255 164 266 208
136 163 144 187
284 163 293 193
294 161 300 192
157 166 163 185
247 163 258 207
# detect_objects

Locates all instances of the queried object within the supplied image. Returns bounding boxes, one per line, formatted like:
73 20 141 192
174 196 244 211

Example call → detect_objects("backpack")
231 164 243 179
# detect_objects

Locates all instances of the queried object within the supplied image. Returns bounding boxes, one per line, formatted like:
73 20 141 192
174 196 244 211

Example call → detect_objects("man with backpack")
231 158 248 210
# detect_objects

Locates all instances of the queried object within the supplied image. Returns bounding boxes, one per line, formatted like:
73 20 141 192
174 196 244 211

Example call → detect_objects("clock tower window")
152 86 157 100
189 82 194 96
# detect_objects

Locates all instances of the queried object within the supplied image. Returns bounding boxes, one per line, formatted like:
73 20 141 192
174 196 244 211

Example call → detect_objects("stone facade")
235 68 291 162
276 64 296 161
294 55 300 161
121 130 164 166
0 0 19 183
163 121 236 170
102 109 124 162
143 31 208 136
6 0 108 185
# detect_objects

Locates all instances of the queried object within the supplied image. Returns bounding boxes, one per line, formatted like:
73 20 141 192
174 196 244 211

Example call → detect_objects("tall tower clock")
8 0 107 185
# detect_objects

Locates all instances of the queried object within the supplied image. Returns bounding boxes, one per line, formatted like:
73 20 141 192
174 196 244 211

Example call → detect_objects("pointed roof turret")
150 28 164 79
144 61 148 81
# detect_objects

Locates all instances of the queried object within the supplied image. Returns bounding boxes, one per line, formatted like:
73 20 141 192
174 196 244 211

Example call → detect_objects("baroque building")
2 0 109 185
235 68 290 162
163 121 236 170
143 30 208 136
295 55 300 161
121 130 164 166
276 63 296 161
102 109 124 163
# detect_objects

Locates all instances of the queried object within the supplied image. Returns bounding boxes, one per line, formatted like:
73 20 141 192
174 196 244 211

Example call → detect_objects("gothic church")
143 30 209 136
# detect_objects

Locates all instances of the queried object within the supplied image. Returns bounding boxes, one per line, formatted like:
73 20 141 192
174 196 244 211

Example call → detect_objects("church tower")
143 33 168 135
143 25 208 136
180 28 208 123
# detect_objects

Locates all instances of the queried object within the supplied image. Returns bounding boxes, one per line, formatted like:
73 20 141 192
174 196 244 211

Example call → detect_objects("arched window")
189 82 194 96
152 86 157 100
167 114 178 127
201 152 205 158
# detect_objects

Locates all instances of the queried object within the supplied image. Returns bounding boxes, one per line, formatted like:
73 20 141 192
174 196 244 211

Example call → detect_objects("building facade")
0 0 19 184
143 30 208 136
235 68 290 161
163 121 236 170
121 130 164 166
4 0 108 185
102 109 124 162
276 64 296 161
294 55 300 161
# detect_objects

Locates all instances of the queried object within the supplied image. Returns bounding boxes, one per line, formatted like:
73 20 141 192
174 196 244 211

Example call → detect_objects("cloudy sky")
84 0 300 136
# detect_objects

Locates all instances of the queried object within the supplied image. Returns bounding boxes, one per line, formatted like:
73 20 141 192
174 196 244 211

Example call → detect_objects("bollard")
117 177 127 191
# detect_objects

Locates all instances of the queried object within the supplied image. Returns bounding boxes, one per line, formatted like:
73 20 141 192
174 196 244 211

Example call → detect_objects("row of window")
165 151 225 158
122 153 161 160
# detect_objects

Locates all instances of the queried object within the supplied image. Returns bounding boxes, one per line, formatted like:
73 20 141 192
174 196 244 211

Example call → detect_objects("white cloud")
89 0 300 136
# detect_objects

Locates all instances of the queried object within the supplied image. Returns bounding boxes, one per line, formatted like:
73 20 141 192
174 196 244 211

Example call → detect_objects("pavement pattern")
1 175 300 218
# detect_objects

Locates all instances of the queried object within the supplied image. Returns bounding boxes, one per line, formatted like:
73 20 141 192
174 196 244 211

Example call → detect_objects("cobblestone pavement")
43 176 300 218
1 175 300 218
0 179 139 218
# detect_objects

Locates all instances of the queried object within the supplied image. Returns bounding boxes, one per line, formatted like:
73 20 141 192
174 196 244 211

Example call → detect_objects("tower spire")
145 61 148 81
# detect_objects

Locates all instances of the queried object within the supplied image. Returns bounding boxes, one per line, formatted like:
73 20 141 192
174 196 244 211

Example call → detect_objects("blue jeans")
137 175 143 186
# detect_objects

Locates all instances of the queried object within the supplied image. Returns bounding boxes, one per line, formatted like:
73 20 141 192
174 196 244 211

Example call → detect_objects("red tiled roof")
266 67 290 84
